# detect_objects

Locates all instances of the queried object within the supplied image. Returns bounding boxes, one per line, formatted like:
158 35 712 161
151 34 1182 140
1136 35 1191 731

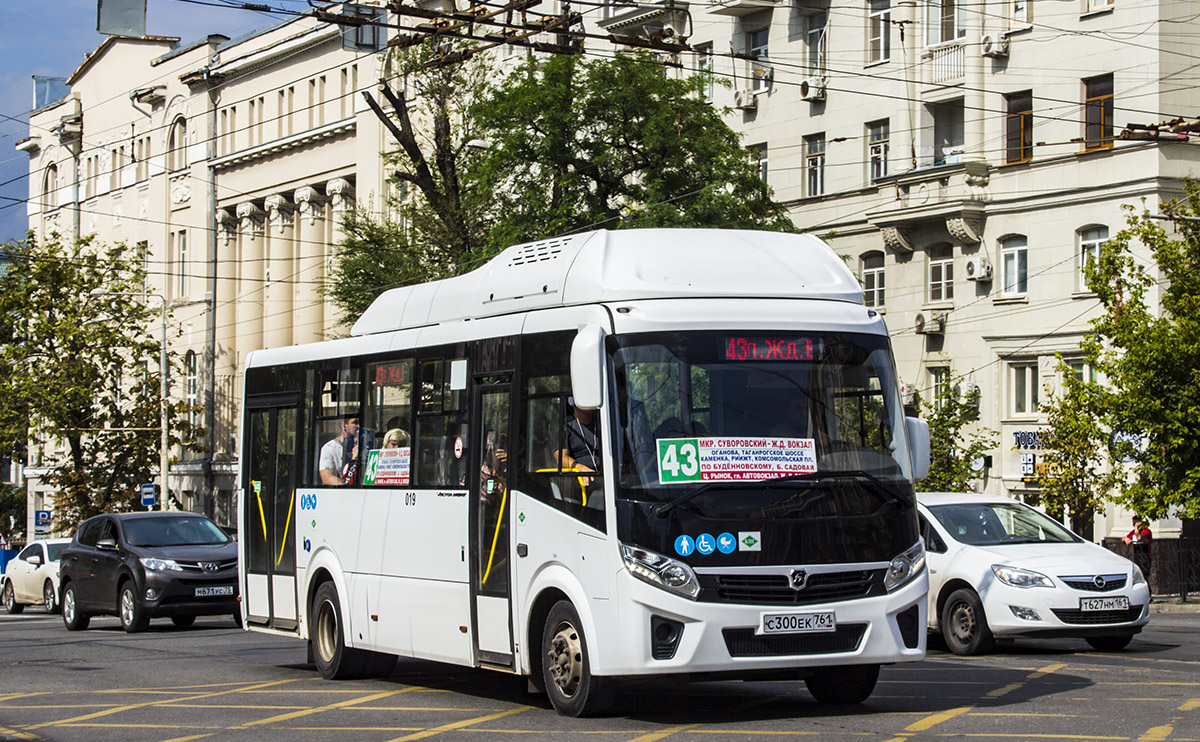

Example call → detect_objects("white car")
2 538 71 614
917 493 1150 655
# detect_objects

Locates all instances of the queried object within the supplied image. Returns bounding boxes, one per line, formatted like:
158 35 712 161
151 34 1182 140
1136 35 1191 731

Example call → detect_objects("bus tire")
1086 634 1133 652
805 664 880 705
941 588 994 656
310 582 394 679
540 600 613 717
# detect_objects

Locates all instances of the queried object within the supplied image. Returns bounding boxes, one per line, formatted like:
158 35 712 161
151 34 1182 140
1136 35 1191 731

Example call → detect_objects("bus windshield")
612 330 910 499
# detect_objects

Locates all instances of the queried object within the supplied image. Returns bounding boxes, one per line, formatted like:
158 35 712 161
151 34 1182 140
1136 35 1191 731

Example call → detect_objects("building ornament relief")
325 178 354 212
265 194 294 233
880 226 914 254
236 202 265 239
293 186 323 225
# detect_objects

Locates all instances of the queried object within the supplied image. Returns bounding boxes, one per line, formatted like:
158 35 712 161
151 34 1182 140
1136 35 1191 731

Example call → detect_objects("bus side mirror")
905 416 930 482
570 324 606 410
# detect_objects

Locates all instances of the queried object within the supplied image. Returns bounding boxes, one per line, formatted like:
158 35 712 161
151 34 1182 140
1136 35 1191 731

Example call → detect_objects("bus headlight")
620 544 700 600
884 541 926 592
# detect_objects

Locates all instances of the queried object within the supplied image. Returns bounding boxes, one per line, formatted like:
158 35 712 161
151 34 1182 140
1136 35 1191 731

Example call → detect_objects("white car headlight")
140 557 183 572
1132 563 1146 585
992 564 1054 588
620 544 700 600
884 540 926 592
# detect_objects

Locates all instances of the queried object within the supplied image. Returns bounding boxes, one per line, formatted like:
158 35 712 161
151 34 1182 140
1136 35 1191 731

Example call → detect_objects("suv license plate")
195 586 234 597
759 611 837 635
1080 596 1129 611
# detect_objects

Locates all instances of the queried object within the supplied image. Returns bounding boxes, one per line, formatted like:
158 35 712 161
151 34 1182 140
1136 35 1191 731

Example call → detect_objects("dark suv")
59 512 239 633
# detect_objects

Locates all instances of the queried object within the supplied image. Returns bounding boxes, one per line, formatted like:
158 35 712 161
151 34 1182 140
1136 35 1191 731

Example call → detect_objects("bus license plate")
759 611 836 635
195 586 234 597
1080 596 1129 611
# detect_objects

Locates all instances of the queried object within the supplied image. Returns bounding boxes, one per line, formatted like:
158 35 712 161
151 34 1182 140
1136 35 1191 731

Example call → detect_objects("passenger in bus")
319 415 359 486
382 428 409 449
770 392 809 438
559 398 602 473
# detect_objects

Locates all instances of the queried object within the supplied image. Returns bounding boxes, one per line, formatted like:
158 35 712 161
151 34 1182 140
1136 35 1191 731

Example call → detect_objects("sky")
0 0 294 243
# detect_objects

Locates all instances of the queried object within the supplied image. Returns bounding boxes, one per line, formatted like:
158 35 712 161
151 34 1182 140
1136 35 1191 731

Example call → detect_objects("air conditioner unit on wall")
800 76 826 102
898 380 917 406
965 255 993 281
981 34 1009 58
734 88 757 110
914 311 947 335
955 380 981 405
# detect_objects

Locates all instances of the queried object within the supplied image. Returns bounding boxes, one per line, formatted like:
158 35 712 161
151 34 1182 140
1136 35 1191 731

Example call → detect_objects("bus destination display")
724 336 823 361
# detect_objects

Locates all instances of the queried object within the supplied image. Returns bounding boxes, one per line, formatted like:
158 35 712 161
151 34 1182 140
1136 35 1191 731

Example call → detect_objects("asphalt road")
1 608 1198 742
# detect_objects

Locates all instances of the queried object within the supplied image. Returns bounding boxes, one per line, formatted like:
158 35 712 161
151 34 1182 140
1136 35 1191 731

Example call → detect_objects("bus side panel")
513 492 619 675
409 580 473 666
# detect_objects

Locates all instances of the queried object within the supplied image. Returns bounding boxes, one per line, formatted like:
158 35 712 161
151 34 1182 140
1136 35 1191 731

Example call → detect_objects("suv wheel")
62 583 90 631
119 582 150 633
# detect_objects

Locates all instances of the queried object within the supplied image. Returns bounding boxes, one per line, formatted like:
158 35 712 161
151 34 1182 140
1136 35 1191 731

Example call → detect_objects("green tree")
1081 184 1200 519
0 235 203 532
1036 360 1120 538
0 484 25 547
919 369 996 492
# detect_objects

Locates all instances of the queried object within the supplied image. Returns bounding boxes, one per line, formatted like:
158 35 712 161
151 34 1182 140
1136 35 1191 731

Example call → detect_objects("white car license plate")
195 586 234 597
759 611 837 635
1080 596 1129 611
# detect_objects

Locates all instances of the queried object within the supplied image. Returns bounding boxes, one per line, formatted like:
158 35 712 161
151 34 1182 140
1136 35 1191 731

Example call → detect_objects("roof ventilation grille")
509 237 566 266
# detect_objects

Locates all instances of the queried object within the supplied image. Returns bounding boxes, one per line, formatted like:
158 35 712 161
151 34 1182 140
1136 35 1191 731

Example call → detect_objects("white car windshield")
928 502 1080 546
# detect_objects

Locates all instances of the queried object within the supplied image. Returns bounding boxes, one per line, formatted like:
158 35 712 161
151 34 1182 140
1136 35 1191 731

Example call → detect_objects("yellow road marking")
386 706 532 741
1180 698 1200 711
160 735 217 742
22 679 299 731
0 705 122 710
689 731 860 736
907 706 973 732
948 735 1127 740
967 712 1089 718
159 704 309 710
0 725 38 741
986 683 1023 699
0 693 48 703
625 724 697 742
1139 727 1173 742
234 687 419 727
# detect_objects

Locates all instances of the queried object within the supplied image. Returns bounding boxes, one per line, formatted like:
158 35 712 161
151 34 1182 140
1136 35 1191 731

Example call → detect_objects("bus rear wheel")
310 582 395 679
805 664 880 705
540 600 613 717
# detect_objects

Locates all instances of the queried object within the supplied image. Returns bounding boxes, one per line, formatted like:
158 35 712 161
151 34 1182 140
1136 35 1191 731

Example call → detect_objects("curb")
1150 601 1200 613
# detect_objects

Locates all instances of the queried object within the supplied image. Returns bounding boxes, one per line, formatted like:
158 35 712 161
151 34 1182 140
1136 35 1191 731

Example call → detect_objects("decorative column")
325 177 354 334
236 202 265 365
293 186 326 344
214 208 239 389
264 194 295 349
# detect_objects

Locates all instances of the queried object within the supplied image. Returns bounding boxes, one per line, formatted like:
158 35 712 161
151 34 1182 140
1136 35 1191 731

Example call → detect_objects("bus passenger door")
244 399 300 631
472 384 514 666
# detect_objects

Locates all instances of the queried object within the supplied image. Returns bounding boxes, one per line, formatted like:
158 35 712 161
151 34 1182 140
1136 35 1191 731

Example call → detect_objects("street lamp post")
90 289 169 511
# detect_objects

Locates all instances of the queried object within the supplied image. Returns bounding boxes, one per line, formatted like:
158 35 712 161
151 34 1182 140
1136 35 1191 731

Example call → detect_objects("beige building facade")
18 0 1194 540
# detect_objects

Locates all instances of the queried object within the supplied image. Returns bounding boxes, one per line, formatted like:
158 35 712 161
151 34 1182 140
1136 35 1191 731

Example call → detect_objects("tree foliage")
328 46 796 323
0 235 203 532
1080 184 1200 519
918 369 996 492
1037 359 1120 536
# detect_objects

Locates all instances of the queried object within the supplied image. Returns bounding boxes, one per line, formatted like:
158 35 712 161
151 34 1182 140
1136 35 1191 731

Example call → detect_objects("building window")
868 119 889 180
861 252 885 308
748 143 768 182
695 43 714 100
807 11 827 74
1078 225 1107 292
1067 358 1096 383
1085 0 1114 12
1084 74 1114 150
1005 91 1033 164
84 155 97 199
930 367 950 409
135 136 150 181
868 0 891 63
42 163 57 210
927 0 966 45
746 28 771 93
928 245 954 302
176 230 188 297
1011 361 1040 415
110 147 122 191
929 98 964 166
185 350 199 428
804 134 826 197
1013 0 1032 24
1001 235 1028 295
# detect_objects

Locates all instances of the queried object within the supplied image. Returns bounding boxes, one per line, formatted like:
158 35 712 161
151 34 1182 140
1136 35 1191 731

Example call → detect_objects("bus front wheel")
310 582 394 680
540 600 613 717
805 663 880 705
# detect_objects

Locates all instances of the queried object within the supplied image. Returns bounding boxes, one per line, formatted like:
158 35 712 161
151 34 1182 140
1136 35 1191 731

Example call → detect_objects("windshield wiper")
653 483 719 518
759 469 912 507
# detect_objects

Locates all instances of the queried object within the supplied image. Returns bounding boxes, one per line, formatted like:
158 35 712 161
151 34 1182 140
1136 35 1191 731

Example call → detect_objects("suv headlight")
1132 563 1146 585
620 544 700 600
140 557 183 572
884 540 926 592
992 564 1054 588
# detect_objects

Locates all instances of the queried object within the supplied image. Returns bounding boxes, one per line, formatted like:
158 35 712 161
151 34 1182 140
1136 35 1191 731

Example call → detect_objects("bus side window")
311 364 362 486
415 355 469 487
364 359 414 486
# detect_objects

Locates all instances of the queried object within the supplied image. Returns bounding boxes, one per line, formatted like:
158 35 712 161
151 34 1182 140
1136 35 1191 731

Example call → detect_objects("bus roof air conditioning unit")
965 255 992 281
914 311 946 335
734 88 757 110
981 34 1009 58
800 76 826 102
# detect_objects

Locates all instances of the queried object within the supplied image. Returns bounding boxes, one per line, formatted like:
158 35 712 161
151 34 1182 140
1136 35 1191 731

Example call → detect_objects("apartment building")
18 0 1194 539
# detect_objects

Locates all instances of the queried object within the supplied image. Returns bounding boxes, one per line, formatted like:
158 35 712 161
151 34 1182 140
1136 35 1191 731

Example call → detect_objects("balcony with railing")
923 39 965 86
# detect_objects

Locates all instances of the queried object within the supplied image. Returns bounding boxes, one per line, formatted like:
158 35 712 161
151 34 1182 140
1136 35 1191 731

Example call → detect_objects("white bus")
238 228 931 716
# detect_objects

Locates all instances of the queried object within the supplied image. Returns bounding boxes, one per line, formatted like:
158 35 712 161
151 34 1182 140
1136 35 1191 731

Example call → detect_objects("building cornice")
210 118 355 171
